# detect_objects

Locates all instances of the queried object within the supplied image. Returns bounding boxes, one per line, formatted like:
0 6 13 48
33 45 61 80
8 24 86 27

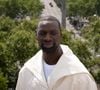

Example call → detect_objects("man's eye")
50 31 58 35
38 32 46 36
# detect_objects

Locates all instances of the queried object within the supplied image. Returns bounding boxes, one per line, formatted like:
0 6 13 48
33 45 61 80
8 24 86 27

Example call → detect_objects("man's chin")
43 45 53 49
41 45 57 53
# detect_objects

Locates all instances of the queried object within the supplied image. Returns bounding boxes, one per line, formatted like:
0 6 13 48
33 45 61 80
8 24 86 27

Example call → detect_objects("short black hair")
39 15 61 31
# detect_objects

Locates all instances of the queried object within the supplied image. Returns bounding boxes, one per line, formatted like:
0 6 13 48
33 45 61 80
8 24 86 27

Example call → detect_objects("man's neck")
43 46 63 65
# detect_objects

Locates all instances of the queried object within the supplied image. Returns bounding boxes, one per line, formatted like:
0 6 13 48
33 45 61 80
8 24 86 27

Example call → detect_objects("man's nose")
44 33 52 41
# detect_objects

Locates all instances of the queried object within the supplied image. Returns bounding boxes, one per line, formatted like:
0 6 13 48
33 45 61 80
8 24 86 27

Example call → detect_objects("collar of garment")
25 44 89 88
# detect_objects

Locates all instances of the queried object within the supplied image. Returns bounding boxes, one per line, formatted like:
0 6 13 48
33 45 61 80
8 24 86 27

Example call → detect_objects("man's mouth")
43 41 53 48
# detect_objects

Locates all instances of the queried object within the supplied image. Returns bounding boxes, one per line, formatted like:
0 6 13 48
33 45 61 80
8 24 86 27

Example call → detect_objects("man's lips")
43 41 53 48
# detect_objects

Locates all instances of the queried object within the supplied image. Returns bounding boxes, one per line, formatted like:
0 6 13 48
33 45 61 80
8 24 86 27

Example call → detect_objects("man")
16 16 97 90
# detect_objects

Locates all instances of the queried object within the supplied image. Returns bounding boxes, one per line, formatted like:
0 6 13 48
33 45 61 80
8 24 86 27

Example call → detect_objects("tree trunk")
61 0 66 28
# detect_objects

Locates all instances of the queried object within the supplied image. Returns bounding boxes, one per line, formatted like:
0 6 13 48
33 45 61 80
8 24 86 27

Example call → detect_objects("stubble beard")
41 43 58 53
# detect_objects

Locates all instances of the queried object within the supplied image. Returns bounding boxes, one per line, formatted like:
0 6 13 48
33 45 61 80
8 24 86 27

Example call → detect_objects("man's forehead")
38 20 59 27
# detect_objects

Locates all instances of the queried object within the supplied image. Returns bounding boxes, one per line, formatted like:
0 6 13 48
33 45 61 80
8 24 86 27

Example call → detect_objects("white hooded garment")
16 44 97 90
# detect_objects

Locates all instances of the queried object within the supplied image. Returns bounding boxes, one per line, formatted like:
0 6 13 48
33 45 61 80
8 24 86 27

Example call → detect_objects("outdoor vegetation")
0 0 100 89
67 0 100 16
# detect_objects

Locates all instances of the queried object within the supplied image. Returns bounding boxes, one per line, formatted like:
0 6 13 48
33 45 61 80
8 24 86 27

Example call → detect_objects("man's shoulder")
60 44 90 75
60 44 73 55
25 50 42 65
19 50 42 73
68 73 97 89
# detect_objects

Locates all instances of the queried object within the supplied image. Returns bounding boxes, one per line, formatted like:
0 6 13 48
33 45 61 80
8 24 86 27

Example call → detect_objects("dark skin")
36 20 63 65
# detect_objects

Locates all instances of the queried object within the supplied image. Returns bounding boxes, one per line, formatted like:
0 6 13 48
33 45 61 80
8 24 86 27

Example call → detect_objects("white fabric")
43 61 55 80
16 44 97 90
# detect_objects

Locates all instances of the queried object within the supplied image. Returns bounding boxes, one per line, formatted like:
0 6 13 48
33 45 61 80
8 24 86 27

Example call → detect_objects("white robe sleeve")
72 73 98 90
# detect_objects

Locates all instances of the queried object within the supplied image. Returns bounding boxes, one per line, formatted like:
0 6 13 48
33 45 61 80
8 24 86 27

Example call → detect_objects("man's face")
36 20 61 53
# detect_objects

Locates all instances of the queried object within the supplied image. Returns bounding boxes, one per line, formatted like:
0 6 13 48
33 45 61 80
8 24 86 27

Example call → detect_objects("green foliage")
0 42 13 71
81 16 100 54
89 57 100 83
0 0 44 18
96 70 100 83
6 63 19 88
84 57 100 68
0 71 8 90
8 29 38 66
15 18 38 32
95 0 100 16
67 0 97 16
0 42 7 68
0 31 8 42
0 16 15 32
61 30 72 45
70 39 92 61
0 42 15 88
61 29 92 61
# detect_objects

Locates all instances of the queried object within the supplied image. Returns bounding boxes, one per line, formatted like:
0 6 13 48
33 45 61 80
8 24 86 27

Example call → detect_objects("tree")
0 0 42 89
0 42 14 89
0 71 8 90
61 29 72 45
67 0 97 17
0 15 16 32
8 29 38 66
81 16 100 55
95 0 100 16
54 0 66 28
0 0 44 18
61 29 92 62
